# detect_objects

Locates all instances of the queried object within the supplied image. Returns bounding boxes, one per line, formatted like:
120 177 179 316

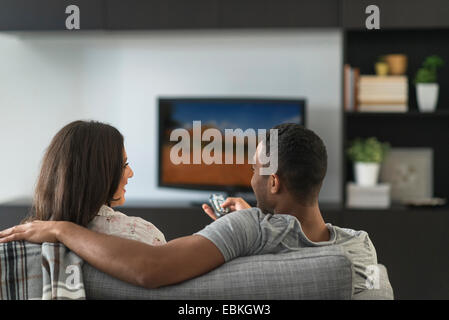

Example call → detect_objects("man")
0 124 377 293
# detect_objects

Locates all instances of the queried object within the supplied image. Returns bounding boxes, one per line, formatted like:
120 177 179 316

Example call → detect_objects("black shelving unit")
0 0 341 31
342 28 449 201
0 0 106 30
342 0 449 30
341 26 449 299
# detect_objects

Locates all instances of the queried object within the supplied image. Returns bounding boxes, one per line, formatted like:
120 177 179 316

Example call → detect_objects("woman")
22 120 166 246
0 120 248 289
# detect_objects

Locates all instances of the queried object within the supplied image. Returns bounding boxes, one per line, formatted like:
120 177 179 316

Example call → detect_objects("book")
344 64 351 111
359 85 408 95
357 75 409 112
353 67 360 111
359 101 408 106
359 86 408 94
359 75 408 83
358 96 408 103
358 104 408 112
343 64 360 111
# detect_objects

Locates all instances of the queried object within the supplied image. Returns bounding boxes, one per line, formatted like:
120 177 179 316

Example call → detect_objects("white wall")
0 30 342 204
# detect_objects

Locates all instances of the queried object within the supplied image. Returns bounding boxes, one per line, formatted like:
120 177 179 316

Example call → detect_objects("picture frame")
380 148 433 203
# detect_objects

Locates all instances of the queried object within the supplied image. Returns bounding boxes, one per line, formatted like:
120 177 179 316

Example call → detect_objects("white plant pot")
416 83 439 112
354 162 380 187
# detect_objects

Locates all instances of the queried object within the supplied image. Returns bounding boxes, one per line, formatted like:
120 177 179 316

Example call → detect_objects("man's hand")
202 197 251 220
0 220 66 244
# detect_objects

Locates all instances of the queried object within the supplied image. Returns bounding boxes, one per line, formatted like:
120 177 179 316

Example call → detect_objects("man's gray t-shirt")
195 208 378 293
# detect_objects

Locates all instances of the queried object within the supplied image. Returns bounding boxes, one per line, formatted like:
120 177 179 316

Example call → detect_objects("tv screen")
158 98 306 192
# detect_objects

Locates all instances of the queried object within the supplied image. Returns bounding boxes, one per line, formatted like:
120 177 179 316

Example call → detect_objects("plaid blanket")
0 241 86 300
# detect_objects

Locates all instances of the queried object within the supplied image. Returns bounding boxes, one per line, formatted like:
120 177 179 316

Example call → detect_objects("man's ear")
269 174 281 194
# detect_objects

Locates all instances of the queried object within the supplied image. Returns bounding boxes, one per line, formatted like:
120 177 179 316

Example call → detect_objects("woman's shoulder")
93 205 162 233
89 205 167 245
97 205 127 218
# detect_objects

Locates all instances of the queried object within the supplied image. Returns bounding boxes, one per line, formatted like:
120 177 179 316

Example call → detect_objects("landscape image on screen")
160 100 304 189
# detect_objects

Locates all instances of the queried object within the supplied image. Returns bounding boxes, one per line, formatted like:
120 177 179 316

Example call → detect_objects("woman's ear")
269 174 281 194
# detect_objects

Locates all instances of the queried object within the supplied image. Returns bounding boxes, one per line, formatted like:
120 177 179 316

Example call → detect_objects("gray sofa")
0 240 393 299
83 245 394 300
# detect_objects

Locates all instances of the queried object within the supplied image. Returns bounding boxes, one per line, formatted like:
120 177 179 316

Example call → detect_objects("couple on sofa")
0 120 378 294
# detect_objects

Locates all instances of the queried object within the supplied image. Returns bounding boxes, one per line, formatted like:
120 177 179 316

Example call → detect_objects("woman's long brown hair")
23 120 125 227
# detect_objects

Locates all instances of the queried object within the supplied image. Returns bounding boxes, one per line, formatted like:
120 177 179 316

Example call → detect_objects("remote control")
209 194 230 218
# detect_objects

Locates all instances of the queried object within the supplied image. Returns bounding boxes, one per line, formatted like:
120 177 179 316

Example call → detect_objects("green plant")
415 55 445 83
347 137 390 163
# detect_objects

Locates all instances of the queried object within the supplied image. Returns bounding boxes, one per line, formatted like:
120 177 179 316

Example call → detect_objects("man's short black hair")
264 123 327 205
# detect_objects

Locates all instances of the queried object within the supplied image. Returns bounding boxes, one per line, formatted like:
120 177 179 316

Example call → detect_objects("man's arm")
0 221 225 289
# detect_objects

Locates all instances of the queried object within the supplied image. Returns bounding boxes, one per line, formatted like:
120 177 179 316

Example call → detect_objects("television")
158 97 306 193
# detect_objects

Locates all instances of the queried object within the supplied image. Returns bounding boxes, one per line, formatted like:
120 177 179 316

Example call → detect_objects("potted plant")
347 137 390 187
415 55 445 112
384 54 408 75
375 55 389 76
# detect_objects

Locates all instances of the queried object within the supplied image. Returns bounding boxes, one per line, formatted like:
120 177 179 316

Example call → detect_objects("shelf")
343 204 449 213
345 110 449 118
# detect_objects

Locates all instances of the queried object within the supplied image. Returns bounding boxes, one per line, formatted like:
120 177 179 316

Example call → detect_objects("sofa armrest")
352 264 394 300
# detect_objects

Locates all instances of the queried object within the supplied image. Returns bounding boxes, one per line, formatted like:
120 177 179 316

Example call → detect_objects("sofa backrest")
83 245 356 300
0 241 87 300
